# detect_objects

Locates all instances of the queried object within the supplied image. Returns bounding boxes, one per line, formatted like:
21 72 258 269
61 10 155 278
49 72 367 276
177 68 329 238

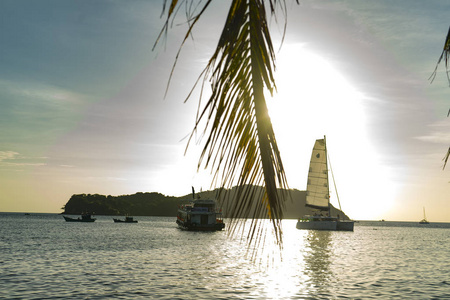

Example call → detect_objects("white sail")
306 138 329 211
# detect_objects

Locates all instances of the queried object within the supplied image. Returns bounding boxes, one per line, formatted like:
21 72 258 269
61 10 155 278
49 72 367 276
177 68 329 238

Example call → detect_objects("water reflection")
254 221 336 299
303 230 334 295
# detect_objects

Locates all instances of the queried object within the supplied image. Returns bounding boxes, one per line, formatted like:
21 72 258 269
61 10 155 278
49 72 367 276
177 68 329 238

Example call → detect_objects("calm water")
1 214 449 299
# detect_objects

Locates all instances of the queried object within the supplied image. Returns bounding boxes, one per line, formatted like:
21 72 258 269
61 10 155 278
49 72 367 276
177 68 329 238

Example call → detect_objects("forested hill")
61 187 350 220
62 192 187 217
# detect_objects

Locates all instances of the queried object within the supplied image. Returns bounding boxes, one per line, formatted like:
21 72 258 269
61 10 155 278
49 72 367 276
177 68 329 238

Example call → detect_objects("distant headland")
61 186 350 220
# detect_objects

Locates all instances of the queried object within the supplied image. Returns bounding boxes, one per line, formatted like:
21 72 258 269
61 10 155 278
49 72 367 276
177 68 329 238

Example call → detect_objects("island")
61 187 350 220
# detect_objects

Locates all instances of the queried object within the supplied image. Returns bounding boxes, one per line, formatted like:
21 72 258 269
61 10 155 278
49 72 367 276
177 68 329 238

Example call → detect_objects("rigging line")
327 152 342 212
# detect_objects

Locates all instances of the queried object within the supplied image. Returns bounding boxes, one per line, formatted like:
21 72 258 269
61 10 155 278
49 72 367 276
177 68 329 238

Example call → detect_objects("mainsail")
306 138 329 211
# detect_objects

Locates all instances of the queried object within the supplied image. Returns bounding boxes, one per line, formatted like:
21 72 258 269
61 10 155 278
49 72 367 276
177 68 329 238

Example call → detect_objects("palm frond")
429 26 450 84
443 147 450 170
429 26 450 170
447 110 450 170
156 0 291 250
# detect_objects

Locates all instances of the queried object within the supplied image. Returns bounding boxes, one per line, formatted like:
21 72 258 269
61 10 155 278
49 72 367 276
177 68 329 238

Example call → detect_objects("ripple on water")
1 216 449 299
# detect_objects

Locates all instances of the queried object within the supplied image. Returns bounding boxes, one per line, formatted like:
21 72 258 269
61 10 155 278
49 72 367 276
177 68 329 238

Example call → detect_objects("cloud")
0 79 89 106
84 176 128 182
0 151 47 167
415 121 450 144
4 162 46 167
0 151 19 161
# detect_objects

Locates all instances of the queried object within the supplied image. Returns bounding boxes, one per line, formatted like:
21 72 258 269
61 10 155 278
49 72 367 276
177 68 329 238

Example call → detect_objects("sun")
266 43 397 220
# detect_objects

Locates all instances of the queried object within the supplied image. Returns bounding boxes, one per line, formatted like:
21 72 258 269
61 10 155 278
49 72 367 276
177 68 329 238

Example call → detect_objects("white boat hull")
296 219 337 231
296 216 354 231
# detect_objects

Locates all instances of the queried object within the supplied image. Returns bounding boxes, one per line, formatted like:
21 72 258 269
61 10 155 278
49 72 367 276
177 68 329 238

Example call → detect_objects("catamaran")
296 136 354 231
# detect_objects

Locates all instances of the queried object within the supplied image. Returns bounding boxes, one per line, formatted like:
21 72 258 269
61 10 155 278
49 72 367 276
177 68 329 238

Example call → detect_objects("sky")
0 0 449 222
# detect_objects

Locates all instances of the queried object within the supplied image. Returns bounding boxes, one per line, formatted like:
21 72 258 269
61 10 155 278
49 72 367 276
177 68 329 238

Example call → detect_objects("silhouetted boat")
419 207 429 224
296 136 354 231
63 213 96 222
113 216 138 223
176 188 225 231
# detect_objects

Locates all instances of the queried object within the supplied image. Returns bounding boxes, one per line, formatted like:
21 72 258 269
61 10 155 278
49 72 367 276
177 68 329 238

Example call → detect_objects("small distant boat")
176 188 225 231
419 207 429 224
113 216 138 223
63 213 96 222
296 136 354 231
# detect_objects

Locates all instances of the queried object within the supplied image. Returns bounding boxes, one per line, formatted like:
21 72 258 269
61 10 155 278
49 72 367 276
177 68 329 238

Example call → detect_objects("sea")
1 213 449 299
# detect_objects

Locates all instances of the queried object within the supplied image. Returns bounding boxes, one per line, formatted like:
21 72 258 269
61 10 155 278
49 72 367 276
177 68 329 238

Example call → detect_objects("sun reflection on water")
236 219 337 299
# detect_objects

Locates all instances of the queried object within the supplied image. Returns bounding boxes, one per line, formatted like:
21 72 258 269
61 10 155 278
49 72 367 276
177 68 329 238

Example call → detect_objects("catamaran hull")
296 218 355 231
296 220 337 231
336 221 354 231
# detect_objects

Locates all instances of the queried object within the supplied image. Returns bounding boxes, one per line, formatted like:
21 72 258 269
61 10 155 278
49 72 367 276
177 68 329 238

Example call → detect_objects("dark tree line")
62 192 182 216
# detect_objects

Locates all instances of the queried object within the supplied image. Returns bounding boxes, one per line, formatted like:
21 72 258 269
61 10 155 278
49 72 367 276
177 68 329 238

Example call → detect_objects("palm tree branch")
444 147 450 170
430 26 450 84
429 26 450 170
154 0 213 98
157 0 291 251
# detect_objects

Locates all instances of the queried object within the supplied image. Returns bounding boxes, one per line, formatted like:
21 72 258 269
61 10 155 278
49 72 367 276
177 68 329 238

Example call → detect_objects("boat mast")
324 135 331 217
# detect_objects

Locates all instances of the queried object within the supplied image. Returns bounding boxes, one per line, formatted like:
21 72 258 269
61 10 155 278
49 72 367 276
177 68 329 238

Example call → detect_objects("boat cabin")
177 199 224 231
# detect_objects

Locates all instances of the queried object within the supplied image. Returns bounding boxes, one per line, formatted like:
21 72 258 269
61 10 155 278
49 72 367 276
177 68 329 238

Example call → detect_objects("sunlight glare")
267 44 397 220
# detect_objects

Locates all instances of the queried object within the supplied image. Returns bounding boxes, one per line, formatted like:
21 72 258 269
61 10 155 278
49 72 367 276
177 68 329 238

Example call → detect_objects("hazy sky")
1 0 449 222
